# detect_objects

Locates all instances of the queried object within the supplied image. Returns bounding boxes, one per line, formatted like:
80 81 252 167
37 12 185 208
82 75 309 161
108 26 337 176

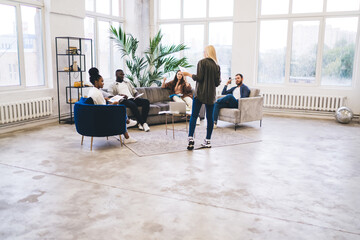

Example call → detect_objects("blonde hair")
204 45 218 64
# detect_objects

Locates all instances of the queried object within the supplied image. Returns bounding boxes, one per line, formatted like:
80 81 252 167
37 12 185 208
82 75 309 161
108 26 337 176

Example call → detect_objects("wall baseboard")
0 116 60 135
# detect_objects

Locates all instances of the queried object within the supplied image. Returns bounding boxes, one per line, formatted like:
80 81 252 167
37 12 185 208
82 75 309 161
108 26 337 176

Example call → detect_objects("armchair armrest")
238 96 263 122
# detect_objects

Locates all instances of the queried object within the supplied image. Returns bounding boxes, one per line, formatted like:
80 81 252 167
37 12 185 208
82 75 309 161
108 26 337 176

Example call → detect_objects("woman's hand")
163 77 167 82
111 101 119 105
182 72 191 77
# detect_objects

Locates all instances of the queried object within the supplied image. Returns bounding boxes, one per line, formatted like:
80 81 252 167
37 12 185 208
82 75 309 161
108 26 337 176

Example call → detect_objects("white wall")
0 0 86 120
231 0 360 114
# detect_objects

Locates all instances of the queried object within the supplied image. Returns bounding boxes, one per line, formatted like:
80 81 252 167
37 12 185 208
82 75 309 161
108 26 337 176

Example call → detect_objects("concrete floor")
0 116 359 239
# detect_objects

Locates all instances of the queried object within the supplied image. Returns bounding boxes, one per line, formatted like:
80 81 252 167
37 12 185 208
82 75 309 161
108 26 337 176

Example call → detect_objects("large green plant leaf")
110 26 192 87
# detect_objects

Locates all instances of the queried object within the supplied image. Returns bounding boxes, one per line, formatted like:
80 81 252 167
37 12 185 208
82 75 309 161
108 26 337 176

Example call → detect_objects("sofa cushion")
249 88 260 97
152 101 171 112
135 87 148 99
143 87 172 103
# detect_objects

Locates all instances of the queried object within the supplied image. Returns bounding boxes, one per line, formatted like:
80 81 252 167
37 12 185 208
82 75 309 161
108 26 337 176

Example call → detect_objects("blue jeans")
189 97 214 140
213 94 238 122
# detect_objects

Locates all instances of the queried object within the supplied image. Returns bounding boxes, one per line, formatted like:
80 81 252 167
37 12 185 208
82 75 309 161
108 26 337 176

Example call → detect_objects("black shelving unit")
55 37 93 124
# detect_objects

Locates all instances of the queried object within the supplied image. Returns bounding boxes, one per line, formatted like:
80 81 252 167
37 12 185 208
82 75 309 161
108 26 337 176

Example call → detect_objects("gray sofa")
126 87 204 125
216 87 263 130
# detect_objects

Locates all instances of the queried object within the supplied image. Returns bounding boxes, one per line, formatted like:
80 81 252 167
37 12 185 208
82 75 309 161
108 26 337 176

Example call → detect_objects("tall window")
0 2 45 88
257 0 359 87
158 0 233 80
85 0 123 83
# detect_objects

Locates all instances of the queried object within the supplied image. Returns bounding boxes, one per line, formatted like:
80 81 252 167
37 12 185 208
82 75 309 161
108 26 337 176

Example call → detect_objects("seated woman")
162 70 200 124
88 67 137 144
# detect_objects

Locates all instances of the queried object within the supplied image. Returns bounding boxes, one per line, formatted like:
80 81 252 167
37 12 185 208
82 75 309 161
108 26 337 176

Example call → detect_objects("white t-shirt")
88 87 106 105
112 82 134 99
232 86 241 100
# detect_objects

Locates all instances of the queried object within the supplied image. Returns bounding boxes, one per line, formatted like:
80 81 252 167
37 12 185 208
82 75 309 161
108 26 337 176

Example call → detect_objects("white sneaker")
143 123 150 132
196 117 200 125
138 124 144 130
127 119 137 128
124 136 137 144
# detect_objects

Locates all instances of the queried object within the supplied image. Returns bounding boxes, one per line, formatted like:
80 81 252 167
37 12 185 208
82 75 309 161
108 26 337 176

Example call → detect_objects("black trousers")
121 98 150 125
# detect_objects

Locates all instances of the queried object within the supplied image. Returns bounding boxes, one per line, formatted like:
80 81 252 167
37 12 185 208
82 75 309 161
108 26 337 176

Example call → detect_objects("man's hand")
120 94 128 100
227 78 232 85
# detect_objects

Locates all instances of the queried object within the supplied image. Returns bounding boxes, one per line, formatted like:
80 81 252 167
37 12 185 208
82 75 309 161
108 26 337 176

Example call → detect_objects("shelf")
56 37 93 124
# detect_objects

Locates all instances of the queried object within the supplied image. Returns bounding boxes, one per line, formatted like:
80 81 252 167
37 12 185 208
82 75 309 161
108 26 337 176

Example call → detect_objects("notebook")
169 102 187 114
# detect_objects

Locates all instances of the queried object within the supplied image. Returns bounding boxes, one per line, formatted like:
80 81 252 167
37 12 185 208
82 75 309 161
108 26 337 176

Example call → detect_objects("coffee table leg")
172 114 175 139
165 113 168 135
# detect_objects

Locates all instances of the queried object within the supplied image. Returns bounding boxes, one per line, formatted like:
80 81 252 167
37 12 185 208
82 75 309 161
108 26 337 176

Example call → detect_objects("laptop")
169 102 187 114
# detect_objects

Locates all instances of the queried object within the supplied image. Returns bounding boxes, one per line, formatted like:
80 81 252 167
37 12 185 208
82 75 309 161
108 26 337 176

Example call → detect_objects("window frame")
256 0 360 88
156 0 233 63
0 0 47 91
85 0 124 82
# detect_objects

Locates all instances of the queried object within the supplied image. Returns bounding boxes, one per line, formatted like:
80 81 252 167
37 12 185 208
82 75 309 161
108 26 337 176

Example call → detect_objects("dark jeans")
189 97 214 140
121 98 150 124
213 94 238 122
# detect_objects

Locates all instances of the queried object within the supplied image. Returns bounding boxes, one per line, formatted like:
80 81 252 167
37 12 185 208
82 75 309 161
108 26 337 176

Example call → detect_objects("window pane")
258 20 288 84
292 0 323 13
159 0 180 19
321 17 358 86
0 4 20 87
209 22 233 80
160 24 180 45
184 25 204 74
86 0 94 11
84 17 95 80
159 24 181 58
209 0 233 17
98 21 111 81
290 21 320 84
96 0 110 15
327 0 360 12
21 6 44 87
261 0 289 15
112 0 119 16
184 0 206 18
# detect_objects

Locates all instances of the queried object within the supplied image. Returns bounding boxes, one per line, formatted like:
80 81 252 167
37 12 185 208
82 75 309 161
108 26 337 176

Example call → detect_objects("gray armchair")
217 88 263 130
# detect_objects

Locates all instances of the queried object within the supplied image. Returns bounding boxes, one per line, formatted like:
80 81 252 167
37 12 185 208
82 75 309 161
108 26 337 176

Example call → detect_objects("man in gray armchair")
213 73 250 128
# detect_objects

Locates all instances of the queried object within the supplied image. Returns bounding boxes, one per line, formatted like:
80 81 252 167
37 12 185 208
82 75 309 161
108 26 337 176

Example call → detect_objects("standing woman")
182 45 221 150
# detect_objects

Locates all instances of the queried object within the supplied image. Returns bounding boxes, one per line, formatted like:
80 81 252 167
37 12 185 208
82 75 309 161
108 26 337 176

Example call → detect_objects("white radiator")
0 97 53 124
263 93 345 112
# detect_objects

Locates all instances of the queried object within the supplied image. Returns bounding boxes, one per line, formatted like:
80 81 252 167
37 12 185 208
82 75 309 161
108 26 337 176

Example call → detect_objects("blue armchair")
74 97 127 150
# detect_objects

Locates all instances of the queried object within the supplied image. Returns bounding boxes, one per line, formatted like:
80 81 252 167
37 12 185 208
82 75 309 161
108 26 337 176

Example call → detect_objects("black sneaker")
187 137 194 150
201 139 211 148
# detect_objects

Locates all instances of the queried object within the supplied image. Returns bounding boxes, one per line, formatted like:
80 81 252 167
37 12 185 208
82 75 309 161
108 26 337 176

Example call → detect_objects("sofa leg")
234 124 237 131
119 135 123 146
81 135 84 145
260 119 262 127
90 137 93 151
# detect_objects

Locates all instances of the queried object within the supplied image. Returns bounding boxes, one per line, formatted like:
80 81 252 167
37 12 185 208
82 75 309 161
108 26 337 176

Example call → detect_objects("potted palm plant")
110 26 192 87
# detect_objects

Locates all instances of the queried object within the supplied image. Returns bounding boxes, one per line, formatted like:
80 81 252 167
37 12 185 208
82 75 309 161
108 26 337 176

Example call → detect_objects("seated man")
213 73 250 128
109 69 151 132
